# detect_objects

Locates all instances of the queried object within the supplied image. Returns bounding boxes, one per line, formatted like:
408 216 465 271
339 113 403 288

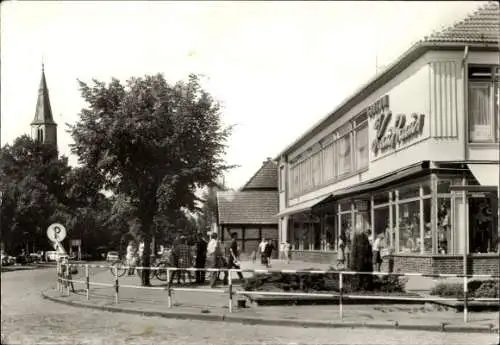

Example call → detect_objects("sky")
0 1 488 190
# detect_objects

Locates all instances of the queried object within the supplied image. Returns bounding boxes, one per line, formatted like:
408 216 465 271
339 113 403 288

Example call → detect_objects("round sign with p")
47 223 67 243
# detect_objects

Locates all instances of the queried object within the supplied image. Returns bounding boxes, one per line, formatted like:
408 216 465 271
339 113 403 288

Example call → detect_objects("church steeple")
31 63 57 149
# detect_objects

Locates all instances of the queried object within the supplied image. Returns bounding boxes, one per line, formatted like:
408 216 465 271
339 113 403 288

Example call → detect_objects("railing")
56 263 499 324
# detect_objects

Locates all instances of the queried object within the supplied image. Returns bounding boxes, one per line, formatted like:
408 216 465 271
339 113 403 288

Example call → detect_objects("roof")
31 65 57 126
275 1 500 159
424 2 499 43
217 190 278 225
241 158 278 191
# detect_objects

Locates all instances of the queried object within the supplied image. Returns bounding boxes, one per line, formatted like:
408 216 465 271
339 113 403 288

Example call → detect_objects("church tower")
30 64 57 150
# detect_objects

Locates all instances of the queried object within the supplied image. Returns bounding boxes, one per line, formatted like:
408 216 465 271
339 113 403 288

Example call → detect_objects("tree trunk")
139 205 155 286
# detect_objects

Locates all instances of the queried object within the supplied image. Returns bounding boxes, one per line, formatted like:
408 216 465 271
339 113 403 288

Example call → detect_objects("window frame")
468 65 500 143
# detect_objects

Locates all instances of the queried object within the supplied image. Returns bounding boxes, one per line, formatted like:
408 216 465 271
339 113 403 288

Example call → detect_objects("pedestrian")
264 240 274 268
177 236 193 284
169 237 181 285
226 232 244 282
337 236 346 269
195 233 208 284
208 233 225 288
372 233 385 272
126 241 137 276
258 238 268 266
284 241 291 264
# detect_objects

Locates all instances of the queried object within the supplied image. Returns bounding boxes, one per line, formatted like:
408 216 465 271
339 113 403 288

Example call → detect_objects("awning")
311 161 429 213
277 195 330 217
467 163 499 187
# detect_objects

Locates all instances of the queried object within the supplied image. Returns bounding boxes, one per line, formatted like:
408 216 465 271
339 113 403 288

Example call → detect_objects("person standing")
126 241 137 276
283 241 290 264
258 238 268 266
372 233 385 272
226 232 244 282
208 233 225 288
195 233 208 284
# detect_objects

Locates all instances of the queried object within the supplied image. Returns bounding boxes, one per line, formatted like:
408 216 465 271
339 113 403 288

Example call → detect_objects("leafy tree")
69 74 232 285
0 136 70 253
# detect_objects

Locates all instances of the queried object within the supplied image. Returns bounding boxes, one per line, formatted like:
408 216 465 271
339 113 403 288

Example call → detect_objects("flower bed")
242 268 410 295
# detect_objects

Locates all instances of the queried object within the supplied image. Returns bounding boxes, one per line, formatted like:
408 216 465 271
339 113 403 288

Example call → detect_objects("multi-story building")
275 2 499 274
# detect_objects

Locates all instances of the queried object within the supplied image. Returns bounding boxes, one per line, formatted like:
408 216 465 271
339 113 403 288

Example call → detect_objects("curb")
40 290 497 334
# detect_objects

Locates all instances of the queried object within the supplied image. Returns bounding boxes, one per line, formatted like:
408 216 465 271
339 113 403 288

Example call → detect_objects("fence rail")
56 263 499 324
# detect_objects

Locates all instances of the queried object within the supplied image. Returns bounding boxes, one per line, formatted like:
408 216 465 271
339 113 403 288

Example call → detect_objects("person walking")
195 233 208 284
372 233 385 272
177 236 193 284
264 240 274 268
284 241 291 264
226 232 244 282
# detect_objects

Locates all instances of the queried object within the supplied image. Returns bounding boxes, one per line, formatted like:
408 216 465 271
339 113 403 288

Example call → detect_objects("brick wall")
292 251 499 275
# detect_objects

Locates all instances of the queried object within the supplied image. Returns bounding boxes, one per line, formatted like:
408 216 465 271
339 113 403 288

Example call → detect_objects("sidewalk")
42 259 499 333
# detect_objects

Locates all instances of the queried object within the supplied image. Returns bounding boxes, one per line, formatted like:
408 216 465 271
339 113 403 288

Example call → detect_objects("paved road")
1 268 499 345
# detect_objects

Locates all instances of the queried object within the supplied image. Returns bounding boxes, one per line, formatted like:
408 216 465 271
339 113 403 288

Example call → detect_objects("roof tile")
242 159 278 190
423 2 499 44
217 190 278 225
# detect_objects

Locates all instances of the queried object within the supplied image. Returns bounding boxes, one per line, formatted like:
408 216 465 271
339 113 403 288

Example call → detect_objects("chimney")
263 157 272 165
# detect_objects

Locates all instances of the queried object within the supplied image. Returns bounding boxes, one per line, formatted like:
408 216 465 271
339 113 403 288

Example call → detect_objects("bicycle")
109 259 128 277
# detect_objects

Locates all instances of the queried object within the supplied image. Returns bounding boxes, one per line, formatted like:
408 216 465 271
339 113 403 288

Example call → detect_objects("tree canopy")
68 73 232 285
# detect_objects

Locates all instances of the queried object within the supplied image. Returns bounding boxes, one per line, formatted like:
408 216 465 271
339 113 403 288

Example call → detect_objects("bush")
430 280 499 298
242 269 408 294
349 232 373 291
474 280 499 298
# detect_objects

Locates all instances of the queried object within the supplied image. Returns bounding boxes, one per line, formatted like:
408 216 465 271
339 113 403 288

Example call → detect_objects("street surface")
1 267 499 345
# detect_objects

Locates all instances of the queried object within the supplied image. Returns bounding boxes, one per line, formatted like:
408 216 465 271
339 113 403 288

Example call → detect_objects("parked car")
29 253 42 263
106 251 119 262
46 251 58 262
1 251 16 266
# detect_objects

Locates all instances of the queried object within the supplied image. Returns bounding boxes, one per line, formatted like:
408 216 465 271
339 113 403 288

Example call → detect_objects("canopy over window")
467 163 499 187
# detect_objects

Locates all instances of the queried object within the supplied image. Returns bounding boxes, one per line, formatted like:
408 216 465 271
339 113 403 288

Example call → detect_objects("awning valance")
277 195 330 217
311 161 429 213
467 163 499 187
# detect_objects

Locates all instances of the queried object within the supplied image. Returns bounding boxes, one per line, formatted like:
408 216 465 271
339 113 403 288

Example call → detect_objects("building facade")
217 158 279 256
275 2 499 274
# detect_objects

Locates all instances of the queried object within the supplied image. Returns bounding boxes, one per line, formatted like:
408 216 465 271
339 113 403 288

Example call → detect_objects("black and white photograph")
1 1 499 344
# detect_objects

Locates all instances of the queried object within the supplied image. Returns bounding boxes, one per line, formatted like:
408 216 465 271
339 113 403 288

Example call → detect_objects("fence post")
56 262 60 293
339 272 343 320
463 274 468 323
85 264 90 300
228 269 233 313
167 268 172 308
114 266 119 304
66 264 70 296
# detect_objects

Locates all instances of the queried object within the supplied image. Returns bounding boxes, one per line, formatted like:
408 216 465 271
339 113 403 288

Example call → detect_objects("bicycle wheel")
110 261 127 277
155 262 170 281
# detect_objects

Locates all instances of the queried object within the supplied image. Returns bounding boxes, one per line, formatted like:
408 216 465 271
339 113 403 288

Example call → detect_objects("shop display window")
437 198 452 254
340 213 353 249
398 201 421 253
423 198 432 253
437 180 451 194
324 215 336 250
374 207 390 235
374 191 390 205
399 184 420 200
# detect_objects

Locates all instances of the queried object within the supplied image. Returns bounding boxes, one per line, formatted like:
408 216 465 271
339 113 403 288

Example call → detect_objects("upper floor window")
354 112 369 170
336 123 352 176
468 65 499 143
